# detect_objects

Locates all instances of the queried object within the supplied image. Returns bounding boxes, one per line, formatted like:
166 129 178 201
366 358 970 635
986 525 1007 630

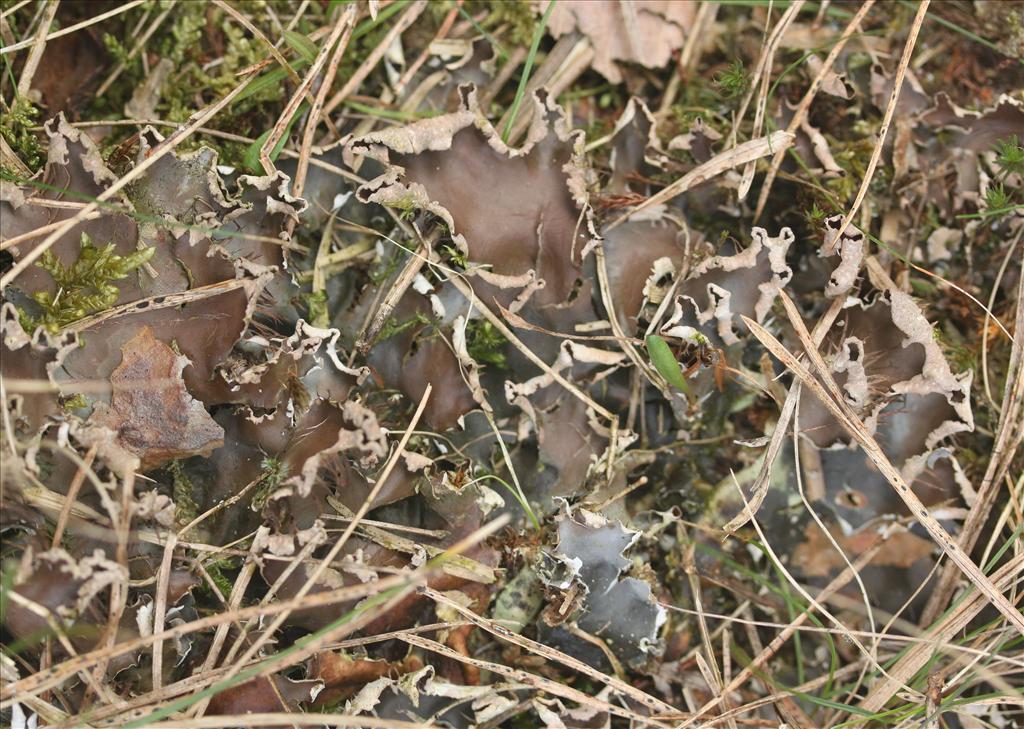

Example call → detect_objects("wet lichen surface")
1 2 1022 728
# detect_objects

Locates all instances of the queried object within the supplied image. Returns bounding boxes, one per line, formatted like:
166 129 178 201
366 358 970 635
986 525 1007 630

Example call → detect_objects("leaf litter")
1 2 1022 728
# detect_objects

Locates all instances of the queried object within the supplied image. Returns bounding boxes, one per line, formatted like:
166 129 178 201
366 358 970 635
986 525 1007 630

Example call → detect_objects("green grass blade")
283 30 318 64
242 103 308 173
501 0 557 143
646 334 693 396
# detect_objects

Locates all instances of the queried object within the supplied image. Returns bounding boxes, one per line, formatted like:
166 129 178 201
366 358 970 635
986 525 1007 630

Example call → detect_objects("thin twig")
423 587 680 717
323 0 427 116
722 295 844 532
289 4 357 200
0 0 146 54
919 249 1024 625
201 385 435 712
1 69 261 289
258 5 354 174
607 130 795 231
15 0 58 97
676 525 895 728
743 293 1024 636
829 0 929 243
753 0 876 219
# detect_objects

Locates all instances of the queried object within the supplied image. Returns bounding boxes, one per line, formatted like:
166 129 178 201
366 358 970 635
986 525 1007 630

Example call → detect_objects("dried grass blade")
675 530 891 728
830 0 929 242
920 255 1024 624
753 0 876 220
608 130 795 231
422 586 680 717
399 633 673 727
742 299 1024 636
722 295 844 532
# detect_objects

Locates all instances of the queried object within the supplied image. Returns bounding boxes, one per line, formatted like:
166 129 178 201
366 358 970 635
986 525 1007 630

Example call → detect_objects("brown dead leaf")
792 524 935 578
547 1 696 84
207 675 322 724
88 327 224 470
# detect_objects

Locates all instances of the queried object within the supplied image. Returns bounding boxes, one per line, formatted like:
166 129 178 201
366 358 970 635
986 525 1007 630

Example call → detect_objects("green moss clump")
825 134 888 204
470 0 537 47
713 59 750 100
250 455 288 511
0 96 44 173
94 2 288 165
201 557 240 602
465 319 508 369
20 233 155 333
170 460 200 530
377 311 430 342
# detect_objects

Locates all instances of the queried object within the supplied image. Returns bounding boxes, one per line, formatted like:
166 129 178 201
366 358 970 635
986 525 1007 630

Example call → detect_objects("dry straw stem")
735 1 805 200
444 268 617 422
725 1 804 152
186 557 257 722
258 3 356 174
323 0 427 116
50 443 97 548
920 254 1024 624
661 600 1024 664
355 233 434 354
399 633 672 727
89 468 137 690
213 0 301 85
593 243 672 399
742 292 1024 636
500 34 596 145
607 130 795 231
3 514 509 712
981 232 1021 408
830 0 929 243
703 664 869 728
676 527 894 728
722 294 845 533
859 552 1024 715
147 717 439 729
0 576 407 705
151 532 179 692
0 0 146 54
290 4 358 201
149 716 438 729
754 0 876 220
197 383 435 712
0 69 259 290
4 590 115 705
393 2 459 97
0 1 32 21
422 586 680 717
740 472 913 691
15 0 57 96
60 624 465 728
62 277 253 334
0 212 102 252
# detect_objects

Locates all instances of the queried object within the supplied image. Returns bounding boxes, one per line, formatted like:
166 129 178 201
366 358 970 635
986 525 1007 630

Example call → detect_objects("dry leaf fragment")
793 523 935 578
207 675 323 723
546 1 696 84
88 327 224 470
